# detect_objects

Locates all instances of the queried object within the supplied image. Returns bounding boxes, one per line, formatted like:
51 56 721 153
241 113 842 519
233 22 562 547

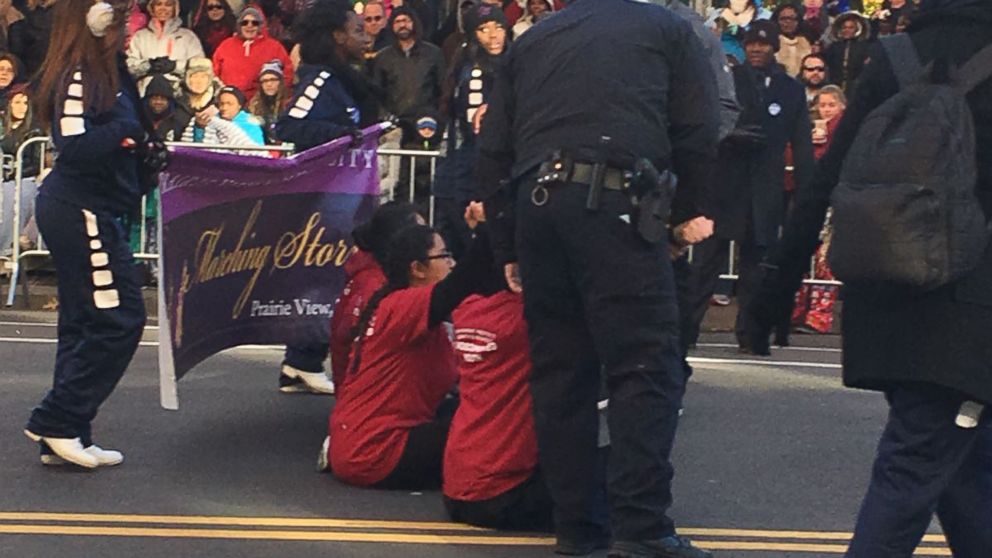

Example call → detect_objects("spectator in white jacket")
127 0 205 94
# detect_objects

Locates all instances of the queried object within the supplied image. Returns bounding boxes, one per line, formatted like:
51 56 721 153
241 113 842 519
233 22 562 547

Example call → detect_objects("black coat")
761 0 992 404
714 63 814 247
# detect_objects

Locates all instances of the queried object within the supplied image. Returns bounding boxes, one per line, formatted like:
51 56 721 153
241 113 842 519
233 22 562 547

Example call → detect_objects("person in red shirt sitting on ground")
325 212 499 489
443 230 553 531
328 201 424 397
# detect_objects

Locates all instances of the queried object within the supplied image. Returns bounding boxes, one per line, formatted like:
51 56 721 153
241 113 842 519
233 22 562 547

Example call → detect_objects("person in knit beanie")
248 59 289 142
211 5 293 100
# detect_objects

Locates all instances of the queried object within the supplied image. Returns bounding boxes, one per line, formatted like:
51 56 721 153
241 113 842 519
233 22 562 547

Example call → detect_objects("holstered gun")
630 158 677 245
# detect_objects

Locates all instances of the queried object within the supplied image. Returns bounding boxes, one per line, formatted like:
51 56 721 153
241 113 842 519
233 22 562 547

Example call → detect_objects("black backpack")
828 34 992 292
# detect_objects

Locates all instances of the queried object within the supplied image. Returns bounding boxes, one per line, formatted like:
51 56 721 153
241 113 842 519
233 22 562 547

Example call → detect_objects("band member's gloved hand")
347 127 364 148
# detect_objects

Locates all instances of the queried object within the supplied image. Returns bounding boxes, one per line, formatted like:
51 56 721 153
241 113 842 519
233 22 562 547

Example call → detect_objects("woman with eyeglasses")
326 211 503 490
191 0 235 57
211 5 292 101
772 3 812 77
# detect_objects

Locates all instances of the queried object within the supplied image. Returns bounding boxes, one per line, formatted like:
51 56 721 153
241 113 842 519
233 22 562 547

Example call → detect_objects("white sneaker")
316 436 331 472
24 430 99 469
41 445 124 467
280 365 335 395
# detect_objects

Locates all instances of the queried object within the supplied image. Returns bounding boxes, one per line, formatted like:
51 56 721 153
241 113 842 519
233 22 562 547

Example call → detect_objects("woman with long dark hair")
24 0 150 469
190 0 235 57
273 0 379 395
327 218 500 490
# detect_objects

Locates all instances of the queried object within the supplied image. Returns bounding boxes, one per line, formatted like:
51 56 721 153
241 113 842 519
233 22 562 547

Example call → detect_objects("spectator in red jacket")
212 5 293 101
329 202 424 397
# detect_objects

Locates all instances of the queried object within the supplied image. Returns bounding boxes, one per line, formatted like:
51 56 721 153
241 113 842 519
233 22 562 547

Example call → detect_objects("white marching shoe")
24 430 99 469
279 365 335 395
316 436 331 472
40 445 124 467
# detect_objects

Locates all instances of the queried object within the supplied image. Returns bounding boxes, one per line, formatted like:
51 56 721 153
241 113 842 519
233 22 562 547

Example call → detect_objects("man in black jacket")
748 1 992 556
682 20 814 353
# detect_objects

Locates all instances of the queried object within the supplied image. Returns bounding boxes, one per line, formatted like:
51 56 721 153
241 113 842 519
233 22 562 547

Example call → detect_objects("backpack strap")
882 34 924 90
957 43 992 94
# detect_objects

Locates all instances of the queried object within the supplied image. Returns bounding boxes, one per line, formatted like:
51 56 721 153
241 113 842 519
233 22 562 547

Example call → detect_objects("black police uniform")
476 0 719 554
25 56 148 447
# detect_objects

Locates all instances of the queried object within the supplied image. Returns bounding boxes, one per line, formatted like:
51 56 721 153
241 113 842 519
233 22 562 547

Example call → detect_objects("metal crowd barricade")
3 137 836 308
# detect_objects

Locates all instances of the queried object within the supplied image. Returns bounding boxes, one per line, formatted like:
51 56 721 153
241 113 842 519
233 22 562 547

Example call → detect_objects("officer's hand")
472 104 488 135
463 201 486 230
675 216 714 245
504 262 523 294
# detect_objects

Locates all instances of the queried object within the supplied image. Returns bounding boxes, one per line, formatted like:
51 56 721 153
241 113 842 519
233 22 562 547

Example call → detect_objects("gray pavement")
0 313 949 558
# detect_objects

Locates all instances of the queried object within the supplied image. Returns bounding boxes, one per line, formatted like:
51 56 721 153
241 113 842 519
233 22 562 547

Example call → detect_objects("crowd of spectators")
0 0 926 310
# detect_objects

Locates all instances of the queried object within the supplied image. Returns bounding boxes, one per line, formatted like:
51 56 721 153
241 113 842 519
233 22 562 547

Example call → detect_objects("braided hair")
347 224 439 377
351 201 423 267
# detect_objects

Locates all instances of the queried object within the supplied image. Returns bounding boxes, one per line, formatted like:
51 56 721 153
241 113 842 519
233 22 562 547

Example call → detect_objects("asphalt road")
0 312 949 558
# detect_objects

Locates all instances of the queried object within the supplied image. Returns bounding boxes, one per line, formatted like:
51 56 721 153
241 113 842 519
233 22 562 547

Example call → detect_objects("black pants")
26 194 146 443
283 343 328 373
681 236 773 349
516 182 686 544
847 384 992 558
445 470 555 532
374 397 459 490
433 197 473 260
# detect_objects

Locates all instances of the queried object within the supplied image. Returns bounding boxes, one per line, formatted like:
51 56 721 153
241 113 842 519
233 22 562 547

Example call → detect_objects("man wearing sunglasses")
363 0 393 54
212 6 293 101
800 53 830 107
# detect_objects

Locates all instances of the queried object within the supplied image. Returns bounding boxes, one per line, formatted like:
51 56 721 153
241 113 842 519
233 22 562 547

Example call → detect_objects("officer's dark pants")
26 194 146 444
847 384 992 558
516 183 686 544
433 196 473 260
283 343 328 373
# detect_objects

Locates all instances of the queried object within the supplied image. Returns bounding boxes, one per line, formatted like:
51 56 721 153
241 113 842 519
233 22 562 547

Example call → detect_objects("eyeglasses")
260 77 280 84
206 4 224 9
425 252 454 261
364 15 382 22
241 19 260 26
803 66 826 72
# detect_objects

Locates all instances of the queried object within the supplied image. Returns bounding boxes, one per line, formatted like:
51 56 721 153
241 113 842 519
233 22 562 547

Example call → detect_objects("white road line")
688 356 842 370
0 337 282 351
0 321 159 330
696 343 842 354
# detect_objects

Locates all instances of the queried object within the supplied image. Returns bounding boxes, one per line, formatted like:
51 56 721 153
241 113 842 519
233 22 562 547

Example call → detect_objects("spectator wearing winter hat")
510 0 551 38
192 0 237 57
372 5 444 146
143 74 184 141
823 11 871 93
248 59 288 143
212 5 293 101
126 0 206 94
433 1 508 258
217 85 265 144
176 56 225 142
682 17 814 353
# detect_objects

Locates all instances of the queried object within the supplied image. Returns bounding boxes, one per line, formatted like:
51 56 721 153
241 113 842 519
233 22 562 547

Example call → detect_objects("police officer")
477 0 720 556
23 0 153 469
274 0 378 396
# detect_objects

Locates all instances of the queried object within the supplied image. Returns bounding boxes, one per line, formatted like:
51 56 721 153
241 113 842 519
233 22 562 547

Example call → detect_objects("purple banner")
158 125 385 407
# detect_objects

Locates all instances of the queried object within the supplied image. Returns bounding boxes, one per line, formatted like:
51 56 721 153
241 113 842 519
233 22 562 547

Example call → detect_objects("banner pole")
157 189 179 410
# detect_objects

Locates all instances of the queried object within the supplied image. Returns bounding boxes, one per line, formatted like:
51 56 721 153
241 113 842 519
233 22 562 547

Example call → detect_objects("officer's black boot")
608 536 713 558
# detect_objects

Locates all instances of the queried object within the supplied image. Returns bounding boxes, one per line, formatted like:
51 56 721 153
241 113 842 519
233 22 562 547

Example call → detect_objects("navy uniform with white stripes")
24 56 148 459
272 63 362 392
